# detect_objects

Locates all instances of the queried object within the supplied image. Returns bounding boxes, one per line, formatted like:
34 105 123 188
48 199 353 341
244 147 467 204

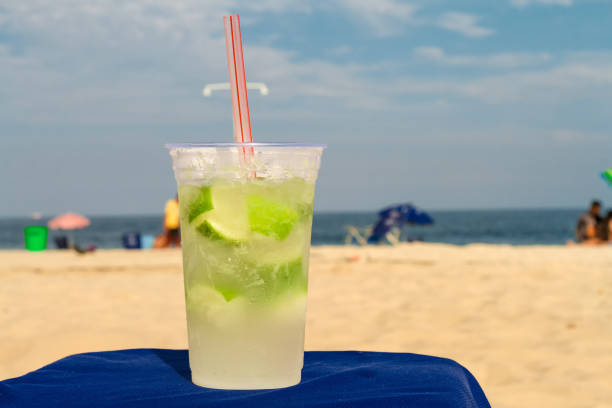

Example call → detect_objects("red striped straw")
223 14 252 143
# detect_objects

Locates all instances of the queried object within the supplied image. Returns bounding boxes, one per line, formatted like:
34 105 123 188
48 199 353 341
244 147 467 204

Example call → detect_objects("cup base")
191 372 301 390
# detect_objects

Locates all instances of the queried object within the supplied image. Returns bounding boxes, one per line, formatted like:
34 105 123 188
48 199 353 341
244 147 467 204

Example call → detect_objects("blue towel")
0 349 490 408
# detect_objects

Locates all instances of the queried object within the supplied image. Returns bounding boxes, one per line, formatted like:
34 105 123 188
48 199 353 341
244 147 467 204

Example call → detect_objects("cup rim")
166 142 326 149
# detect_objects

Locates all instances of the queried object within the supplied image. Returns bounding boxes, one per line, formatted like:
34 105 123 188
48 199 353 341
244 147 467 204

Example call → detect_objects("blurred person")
598 210 612 243
575 200 602 245
163 194 181 248
153 233 169 249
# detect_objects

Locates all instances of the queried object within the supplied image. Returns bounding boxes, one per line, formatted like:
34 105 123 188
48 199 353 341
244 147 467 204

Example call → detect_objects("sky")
1 0 612 216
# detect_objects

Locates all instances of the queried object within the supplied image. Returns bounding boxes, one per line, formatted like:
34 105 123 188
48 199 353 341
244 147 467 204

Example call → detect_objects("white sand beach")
1 244 611 408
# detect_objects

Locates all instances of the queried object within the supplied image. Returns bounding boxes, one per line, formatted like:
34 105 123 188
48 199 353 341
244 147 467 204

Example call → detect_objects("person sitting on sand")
597 210 612 243
163 195 181 248
575 200 602 245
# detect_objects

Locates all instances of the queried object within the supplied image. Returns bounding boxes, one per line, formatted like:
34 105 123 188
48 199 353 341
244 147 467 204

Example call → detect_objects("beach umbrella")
378 204 434 226
367 204 434 244
602 168 612 188
48 212 90 230
378 204 413 219
405 208 434 225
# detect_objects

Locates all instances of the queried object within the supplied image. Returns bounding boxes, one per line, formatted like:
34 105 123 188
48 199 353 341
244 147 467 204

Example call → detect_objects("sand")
1 244 611 408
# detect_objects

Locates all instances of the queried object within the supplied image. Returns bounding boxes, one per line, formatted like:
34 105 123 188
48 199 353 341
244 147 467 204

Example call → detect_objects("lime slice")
196 218 248 245
247 195 298 240
249 223 307 264
214 284 240 302
192 186 250 244
186 284 249 327
186 285 225 313
256 258 307 296
178 185 213 223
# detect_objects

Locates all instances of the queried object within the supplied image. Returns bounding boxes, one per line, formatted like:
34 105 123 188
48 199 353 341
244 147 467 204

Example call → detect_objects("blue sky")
1 0 612 215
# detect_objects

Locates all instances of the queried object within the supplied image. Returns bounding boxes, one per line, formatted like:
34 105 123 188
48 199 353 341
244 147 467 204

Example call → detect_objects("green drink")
168 143 324 389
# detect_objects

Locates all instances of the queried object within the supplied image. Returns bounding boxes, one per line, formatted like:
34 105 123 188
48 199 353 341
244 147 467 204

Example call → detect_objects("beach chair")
345 204 433 246
122 232 141 250
345 223 402 246
54 236 69 249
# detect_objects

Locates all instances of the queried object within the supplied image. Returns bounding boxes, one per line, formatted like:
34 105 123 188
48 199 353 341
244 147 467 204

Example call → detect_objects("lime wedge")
178 185 213 223
248 223 307 264
186 285 225 312
192 186 250 244
196 218 248 244
247 195 298 240
186 284 249 327
256 258 307 296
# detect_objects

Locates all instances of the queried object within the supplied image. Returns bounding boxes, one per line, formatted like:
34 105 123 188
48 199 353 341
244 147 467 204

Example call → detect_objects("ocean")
1 209 584 249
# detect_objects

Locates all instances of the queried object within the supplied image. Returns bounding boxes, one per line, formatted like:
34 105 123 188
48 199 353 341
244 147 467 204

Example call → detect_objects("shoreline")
2 240 606 253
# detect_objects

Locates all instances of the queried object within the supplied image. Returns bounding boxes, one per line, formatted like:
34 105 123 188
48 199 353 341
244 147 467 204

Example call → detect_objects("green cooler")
24 226 49 251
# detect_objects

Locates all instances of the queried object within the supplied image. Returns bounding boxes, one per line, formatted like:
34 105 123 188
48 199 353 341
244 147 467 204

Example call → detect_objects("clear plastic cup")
167 143 325 389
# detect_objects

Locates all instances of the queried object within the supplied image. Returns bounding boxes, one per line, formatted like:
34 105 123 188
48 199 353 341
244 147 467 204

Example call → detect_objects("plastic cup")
24 226 48 251
167 143 324 390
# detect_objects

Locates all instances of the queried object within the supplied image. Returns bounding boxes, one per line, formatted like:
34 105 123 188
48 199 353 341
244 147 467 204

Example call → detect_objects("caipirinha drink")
168 143 324 389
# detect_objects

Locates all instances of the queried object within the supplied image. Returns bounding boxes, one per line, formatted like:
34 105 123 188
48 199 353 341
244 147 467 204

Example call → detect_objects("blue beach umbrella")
410 210 434 225
368 204 434 243
378 204 434 226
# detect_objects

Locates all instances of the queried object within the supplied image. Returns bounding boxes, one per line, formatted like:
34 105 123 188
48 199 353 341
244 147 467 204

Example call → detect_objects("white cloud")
392 55 612 103
414 46 552 68
334 0 416 36
244 0 312 13
511 0 573 7
437 12 494 38
0 0 610 124
0 0 394 126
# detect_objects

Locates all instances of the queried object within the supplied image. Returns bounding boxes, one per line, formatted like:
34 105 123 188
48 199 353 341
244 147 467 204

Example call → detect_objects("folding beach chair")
345 204 433 246
54 236 69 249
122 232 141 249
345 225 401 246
